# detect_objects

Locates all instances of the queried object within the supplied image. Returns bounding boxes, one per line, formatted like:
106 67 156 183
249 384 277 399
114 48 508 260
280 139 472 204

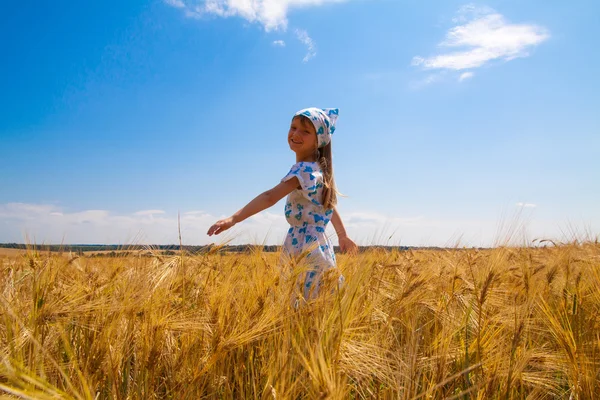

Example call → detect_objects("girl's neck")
296 155 318 163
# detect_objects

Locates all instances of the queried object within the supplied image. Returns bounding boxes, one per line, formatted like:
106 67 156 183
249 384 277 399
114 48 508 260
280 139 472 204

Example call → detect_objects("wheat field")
1 243 599 399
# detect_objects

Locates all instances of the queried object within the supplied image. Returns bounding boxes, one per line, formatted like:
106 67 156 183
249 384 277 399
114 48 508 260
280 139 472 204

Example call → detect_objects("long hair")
317 141 337 209
296 115 338 209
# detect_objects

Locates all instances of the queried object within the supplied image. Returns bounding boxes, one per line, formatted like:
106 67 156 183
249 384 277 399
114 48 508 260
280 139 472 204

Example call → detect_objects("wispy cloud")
0 203 286 245
345 212 425 227
409 72 445 90
459 71 474 81
184 210 209 216
2 203 587 247
516 202 537 208
294 29 316 62
164 0 349 32
163 0 340 62
413 4 549 73
164 0 186 8
134 210 166 216
0 203 435 246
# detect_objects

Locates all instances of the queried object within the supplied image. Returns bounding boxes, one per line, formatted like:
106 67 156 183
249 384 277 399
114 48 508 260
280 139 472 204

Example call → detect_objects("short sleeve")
281 162 322 202
281 162 308 191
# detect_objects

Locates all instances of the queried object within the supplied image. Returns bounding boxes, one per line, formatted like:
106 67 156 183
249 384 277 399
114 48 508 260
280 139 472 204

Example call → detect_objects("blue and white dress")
281 161 342 300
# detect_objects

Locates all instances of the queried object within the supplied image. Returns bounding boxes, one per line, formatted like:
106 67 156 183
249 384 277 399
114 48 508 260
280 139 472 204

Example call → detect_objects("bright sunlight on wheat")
1 243 599 399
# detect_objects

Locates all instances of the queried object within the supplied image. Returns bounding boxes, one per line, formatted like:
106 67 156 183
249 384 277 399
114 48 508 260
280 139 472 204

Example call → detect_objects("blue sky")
1 0 598 247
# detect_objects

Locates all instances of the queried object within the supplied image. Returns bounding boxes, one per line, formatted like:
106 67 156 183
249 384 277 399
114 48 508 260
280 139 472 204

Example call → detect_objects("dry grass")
1 243 599 399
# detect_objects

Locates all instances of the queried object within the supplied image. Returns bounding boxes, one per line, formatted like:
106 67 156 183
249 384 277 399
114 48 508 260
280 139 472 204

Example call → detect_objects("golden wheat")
0 243 599 399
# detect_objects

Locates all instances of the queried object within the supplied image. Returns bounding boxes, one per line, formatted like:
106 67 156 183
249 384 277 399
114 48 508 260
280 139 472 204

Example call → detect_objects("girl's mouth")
291 139 302 145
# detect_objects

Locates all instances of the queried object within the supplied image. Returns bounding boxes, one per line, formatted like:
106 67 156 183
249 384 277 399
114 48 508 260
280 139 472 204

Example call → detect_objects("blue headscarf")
294 108 339 148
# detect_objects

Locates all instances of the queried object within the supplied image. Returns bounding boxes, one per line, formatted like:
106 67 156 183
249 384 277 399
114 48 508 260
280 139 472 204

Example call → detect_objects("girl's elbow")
262 190 279 206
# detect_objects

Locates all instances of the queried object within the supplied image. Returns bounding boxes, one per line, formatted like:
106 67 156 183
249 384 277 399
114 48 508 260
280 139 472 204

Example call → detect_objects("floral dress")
280 161 342 300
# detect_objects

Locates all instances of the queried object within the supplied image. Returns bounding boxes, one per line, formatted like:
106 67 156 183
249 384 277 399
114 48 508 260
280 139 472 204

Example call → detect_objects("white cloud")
0 203 444 246
459 71 474 81
413 5 549 72
344 212 426 229
423 74 441 85
516 202 537 208
0 203 290 246
294 29 316 62
452 4 496 24
5 203 591 248
164 0 335 61
164 0 349 31
134 210 166 216
409 72 445 89
184 210 208 216
164 0 186 8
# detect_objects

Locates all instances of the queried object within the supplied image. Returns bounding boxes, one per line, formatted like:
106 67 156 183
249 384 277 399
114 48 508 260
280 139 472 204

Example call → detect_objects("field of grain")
1 243 599 399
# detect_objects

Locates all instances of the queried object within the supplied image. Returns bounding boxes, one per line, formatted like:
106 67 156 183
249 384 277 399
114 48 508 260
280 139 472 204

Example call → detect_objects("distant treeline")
0 243 418 254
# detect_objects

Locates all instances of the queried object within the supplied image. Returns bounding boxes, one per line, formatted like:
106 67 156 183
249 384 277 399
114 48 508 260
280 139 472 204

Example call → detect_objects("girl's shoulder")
290 161 321 173
284 161 323 189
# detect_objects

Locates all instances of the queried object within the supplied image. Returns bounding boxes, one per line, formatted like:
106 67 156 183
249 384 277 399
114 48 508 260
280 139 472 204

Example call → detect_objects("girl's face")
288 116 317 159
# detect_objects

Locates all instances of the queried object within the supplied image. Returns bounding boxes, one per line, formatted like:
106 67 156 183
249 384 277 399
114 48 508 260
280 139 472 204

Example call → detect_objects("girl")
207 107 357 301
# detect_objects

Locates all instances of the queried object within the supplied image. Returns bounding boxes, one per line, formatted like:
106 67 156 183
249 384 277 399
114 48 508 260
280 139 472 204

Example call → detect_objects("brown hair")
295 115 338 209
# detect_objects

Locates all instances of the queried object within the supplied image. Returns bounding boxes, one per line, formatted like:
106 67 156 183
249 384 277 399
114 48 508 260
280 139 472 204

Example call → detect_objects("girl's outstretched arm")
207 177 299 236
331 207 358 254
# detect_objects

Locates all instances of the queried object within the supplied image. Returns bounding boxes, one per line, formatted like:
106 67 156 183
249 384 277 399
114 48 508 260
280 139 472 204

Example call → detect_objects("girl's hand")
338 235 358 255
207 217 236 236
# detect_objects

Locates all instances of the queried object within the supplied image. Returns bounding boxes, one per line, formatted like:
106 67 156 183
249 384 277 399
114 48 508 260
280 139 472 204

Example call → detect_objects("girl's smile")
288 116 317 161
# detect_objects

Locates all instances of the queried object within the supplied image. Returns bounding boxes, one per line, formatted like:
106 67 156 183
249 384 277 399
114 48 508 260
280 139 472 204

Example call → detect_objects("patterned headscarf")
294 108 339 148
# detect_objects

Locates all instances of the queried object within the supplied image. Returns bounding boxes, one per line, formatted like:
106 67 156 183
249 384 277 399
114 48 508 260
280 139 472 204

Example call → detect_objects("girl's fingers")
207 218 233 236
208 221 229 236
207 222 221 236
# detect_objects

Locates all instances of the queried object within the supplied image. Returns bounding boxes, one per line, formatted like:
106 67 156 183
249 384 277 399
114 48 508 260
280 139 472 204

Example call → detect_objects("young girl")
207 107 357 301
